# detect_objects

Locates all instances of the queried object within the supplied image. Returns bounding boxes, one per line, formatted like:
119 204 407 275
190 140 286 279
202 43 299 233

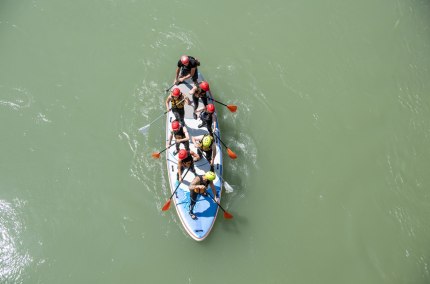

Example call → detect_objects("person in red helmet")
189 81 210 119
174 55 200 86
176 149 200 182
165 87 191 126
196 103 216 134
166 120 190 155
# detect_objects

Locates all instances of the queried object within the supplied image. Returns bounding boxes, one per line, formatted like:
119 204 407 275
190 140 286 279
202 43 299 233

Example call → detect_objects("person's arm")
179 70 191 81
174 67 181 83
192 135 202 147
186 97 192 105
178 66 195 82
212 113 217 130
180 127 190 143
165 95 171 111
195 108 205 115
189 85 197 96
189 67 196 80
211 144 216 166
166 132 173 148
190 150 200 161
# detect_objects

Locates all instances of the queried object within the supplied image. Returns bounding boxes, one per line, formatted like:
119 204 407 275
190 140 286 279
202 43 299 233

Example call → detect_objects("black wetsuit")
177 56 199 84
171 95 186 126
192 88 208 112
199 111 214 133
172 127 189 151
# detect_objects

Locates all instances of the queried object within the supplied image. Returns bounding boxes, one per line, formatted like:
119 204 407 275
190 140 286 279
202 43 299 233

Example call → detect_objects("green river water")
1 0 430 283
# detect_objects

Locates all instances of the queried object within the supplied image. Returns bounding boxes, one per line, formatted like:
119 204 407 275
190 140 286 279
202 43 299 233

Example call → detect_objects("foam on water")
0 199 32 284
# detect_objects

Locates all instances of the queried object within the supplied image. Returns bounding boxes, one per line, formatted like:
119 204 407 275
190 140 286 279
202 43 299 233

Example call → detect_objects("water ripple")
0 86 33 111
0 199 32 284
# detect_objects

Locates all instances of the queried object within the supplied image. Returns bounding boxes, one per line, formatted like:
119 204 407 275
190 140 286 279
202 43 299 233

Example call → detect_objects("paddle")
139 97 186 135
152 143 175 159
218 175 234 193
165 82 177 92
139 111 169 135
213 133 237 159
211 98 237 113
207 192 233 219
161 168 190 211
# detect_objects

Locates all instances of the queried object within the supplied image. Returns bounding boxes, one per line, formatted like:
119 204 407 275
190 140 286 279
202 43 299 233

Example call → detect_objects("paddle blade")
227 105 237 112
227 148 237 159
161 200 171 211
223 181 234 193
139 125 150 135
223 211 233 219
151 152 161 159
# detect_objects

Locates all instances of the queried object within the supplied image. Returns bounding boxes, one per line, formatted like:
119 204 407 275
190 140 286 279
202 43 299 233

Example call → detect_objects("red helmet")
172 88 180 97
180 55 189 65
171 120 180 131
199 81 210 91
178 149 188 160
207 104 215 113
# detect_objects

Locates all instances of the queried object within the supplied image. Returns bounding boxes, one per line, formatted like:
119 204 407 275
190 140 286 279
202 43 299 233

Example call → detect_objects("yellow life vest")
171 95 185 109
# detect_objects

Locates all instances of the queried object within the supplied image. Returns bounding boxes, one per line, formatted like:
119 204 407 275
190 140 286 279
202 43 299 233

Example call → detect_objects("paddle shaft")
165 82 177 92
211 98 228 107
207 192 229 214
158 142 175 155
166 167 190 201
213 132 228 150
146 98 186 127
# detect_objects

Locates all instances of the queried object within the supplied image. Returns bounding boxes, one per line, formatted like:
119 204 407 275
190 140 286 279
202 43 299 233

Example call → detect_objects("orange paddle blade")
152 152 161 159
223 211 233 219
227 105 237 112
161 200 171 211
227 148 237 159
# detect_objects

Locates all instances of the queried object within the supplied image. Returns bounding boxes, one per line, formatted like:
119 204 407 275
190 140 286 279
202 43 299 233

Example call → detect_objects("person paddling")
165 87 191 126
189 81 210 119
167 120 190 155
192 134 216 171
175 55 200 86
177 149 199 182
196 103 216 134
188 171 217 220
